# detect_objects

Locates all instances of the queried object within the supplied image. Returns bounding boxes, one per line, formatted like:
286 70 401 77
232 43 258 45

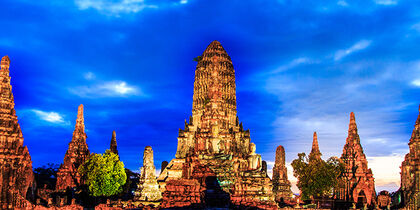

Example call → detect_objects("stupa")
272 145 293 203
134 146 162 203
400 105 420 209
56 104 90 190
0 55 34 208
158 41 276 209
337 112 376 206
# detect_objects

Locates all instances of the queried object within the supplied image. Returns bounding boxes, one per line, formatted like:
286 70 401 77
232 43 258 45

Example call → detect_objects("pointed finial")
75 104 85 131
110 130 118 155
349 112 358 134
1 55 10 69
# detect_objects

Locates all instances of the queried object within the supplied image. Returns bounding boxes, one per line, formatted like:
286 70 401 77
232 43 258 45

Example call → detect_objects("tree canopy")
78 150 126 197
291 153 344 200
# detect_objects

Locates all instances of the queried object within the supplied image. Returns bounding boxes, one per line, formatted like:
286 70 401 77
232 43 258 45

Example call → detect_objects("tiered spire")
338 112 376 205
56 104 90 190
110 130 118 155
0 55 34 208
309 132 322 162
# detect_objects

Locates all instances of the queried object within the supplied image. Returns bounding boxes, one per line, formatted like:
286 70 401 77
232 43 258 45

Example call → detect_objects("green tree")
291 153 344 200
78 150 127 197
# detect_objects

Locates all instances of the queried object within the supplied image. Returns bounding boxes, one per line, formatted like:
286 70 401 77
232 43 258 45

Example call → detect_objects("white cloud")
75 0 188 16
84 72 95 80
32 110 69 125
337 0 348 7
334 40 372 60
75 0 158 15
411 79 420 87
271 57 315 74
70 81 142 98
374 0 398 5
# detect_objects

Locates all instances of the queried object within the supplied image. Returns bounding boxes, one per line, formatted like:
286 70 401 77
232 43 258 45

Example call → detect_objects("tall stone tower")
134 146 162 202
159 41 276 209
110 130 118 155
309 132 322 163
337 112 376 206
56 104 90 190
0 56 34 208
400 105 420 209
272 145 293 202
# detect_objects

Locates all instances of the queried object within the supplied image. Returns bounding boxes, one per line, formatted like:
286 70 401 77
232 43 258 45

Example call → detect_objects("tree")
34 163 60 189
78 150 127 197
291 153 344 200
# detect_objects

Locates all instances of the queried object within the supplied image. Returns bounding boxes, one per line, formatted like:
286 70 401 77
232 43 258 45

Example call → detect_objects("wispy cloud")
75 0 188 16
334 40 372 61
83 72 96 80
337 0 348 7
374 0 398 5
271 57 315 74
70 81 143 98
32 110 70 125
411 79 420 87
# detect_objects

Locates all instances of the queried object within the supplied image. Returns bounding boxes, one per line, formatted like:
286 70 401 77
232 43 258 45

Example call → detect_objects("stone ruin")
110 130 118 155
376 190 391 209
272 145 293 203
400 104 420 209
158 41 277 209
0 55 34 208
134 146 162 203
336 112 376 206
56 104 90 191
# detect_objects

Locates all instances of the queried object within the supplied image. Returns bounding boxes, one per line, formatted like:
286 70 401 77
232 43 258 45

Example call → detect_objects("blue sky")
2 0 419 193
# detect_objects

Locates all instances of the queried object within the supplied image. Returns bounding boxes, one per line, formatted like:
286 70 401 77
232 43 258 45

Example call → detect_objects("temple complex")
309 132 322 163
56 104 90 191
337 112 376 206
272 145 293 203
0 55 34 208
158 41 276 209
110 130 118 155
134 146 162 203
400 105 420 209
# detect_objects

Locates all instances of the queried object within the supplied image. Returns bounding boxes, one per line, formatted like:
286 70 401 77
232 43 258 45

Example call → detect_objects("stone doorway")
356 190 367 208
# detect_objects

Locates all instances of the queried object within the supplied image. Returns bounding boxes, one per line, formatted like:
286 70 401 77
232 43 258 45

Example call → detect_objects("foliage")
78 150 127 197
193 55 203 62
34 163 60 189
291 153 344 200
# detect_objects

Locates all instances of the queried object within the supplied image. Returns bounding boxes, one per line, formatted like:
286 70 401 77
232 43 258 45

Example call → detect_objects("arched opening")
356 190 367 208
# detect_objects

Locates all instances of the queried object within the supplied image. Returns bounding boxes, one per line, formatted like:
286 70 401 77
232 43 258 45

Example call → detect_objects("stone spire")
272 145 292 202
309 132 322 163
337 112 376 206
134 146 162 202
159 41 277 209
110 130 118 155
400 105 420 208
0 55 34 208
56 104 90 191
